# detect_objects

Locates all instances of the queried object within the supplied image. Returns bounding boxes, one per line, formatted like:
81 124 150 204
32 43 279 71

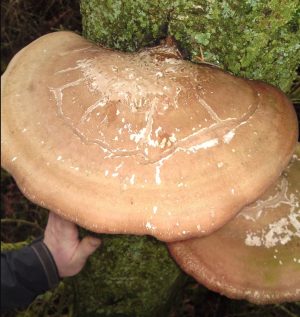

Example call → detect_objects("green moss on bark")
73 234 185 317
81 0 300 92
80 0 171 51
169 0 300 93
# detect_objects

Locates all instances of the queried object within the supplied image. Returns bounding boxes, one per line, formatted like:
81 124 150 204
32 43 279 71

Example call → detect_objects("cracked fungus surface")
168 144 300 303
1 31 298 242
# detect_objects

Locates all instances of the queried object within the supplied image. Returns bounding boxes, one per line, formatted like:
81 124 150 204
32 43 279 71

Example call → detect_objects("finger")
72 236 101 266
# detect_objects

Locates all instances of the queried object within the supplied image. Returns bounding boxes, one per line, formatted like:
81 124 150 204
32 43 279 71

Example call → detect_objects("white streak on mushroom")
55 65 82 74
59 46 94 56
155 165 161 185
80 96 110 123
239 179 290 221
155 127 162 137
129 174 135 185
187 138 219 153
115 162 124 171
197 96 222 123
223 129 236 144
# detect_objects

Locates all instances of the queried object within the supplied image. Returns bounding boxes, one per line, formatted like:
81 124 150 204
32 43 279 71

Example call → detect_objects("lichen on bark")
80 0 300 92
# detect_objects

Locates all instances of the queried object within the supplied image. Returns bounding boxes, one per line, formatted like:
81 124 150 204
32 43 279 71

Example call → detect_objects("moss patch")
73 234 185 317
80 0 171 52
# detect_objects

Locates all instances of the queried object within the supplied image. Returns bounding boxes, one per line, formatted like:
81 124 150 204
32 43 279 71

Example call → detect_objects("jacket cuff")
30 240 61 289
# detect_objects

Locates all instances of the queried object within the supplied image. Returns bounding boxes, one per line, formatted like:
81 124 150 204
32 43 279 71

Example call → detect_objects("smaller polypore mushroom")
0 31 298 242
168 144 300 304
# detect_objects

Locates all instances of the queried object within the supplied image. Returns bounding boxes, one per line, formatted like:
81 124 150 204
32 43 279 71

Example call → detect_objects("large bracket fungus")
168 144 300 304
1 31 298 243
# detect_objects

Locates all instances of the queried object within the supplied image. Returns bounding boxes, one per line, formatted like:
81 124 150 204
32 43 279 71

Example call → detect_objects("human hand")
43 212 101 277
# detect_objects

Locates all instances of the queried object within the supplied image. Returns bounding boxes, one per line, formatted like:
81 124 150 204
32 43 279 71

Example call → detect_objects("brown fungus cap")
1 31 298 242
168 144 300 304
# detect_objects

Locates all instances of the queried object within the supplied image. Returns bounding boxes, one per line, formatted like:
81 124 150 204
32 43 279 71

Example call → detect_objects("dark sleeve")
1 239 60 311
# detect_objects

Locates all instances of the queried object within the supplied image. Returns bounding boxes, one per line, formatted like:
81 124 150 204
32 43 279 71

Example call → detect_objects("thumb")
72 236 101 268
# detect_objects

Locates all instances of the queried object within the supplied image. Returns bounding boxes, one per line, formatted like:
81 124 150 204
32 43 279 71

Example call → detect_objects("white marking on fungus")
160 138 167 148
115 162 124 171
187 138 219 153
129 174 135 185
130 128 146 143
169 133 177 143
145 221 156 230
223 129 235 144
155 165 161 185
245 212 299 248
155 127 162 137
240 179 292 221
